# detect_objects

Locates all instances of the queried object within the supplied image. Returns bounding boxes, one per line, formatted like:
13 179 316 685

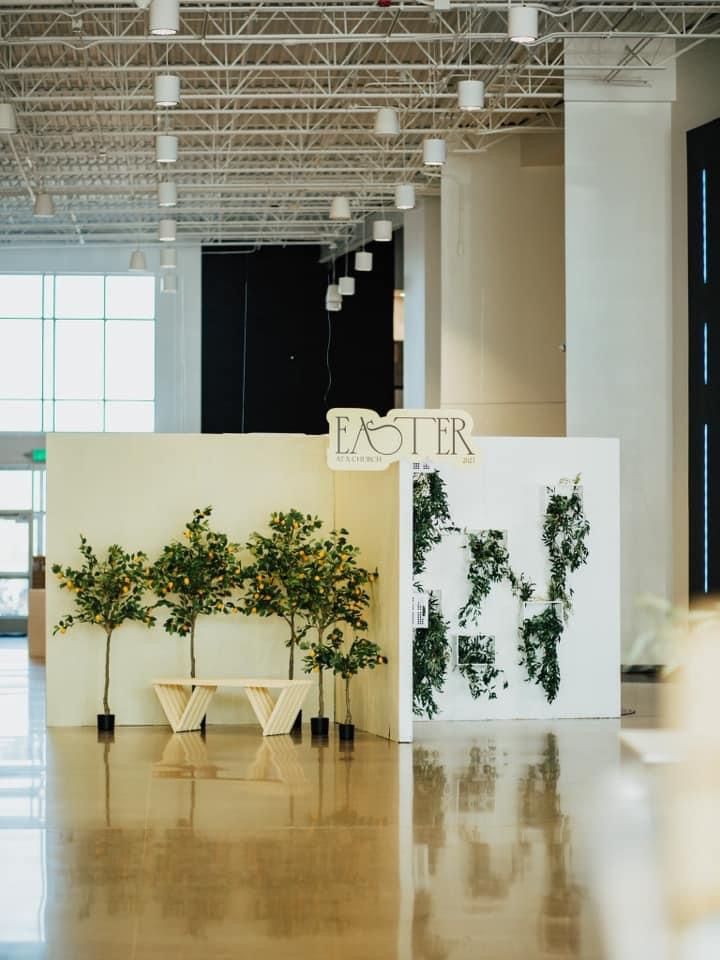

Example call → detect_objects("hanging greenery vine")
413 594 450 718
459 530 534 629
518 476 590 703
413 470 456 577
457 634 508 700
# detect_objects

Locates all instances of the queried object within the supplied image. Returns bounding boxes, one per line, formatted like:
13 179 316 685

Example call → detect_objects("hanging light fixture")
395 183 415 210
508 4 539 43
150 0 179 36
373 219 393 242
458 79 485 111
0 103 17 135
129 249 147 271
355 250 373 272
160 247 177 269
329 196 351 221
156 134 178 163
33 192 55 217
158 180 177 207
374 107 400 136
162 273 178 294
326 283 342 312
338 275 355 296
423 138 447 166
154 74 180 107
158 218 176 241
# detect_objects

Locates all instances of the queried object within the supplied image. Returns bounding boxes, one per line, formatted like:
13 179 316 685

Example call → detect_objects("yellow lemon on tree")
183 577 190 585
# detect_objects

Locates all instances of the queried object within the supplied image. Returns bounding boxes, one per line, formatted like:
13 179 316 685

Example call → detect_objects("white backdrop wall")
0 243 201 434
413 438 620 720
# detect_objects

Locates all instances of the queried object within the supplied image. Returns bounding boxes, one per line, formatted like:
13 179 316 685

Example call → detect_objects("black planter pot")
310 716 329 737
291 710 302 733
97 713 115 734
338 723 355 742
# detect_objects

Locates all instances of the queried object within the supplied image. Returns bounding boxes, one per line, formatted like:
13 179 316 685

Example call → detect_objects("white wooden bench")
152 677 312 736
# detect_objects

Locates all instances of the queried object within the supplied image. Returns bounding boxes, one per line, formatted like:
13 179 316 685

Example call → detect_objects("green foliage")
243 509 322 678
413 470 456 576
413 594 450 718
518 603 563 703
543 477 590 618
299 525 375 718
330 635 388 724
457 634 508 700
52 537 155 714
148 507 243 677
459 531 534 627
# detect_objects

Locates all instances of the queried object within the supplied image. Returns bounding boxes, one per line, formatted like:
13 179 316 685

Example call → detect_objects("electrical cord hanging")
323 308 333 410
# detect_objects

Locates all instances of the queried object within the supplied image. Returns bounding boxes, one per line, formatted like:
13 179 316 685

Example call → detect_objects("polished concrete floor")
0 636 659 960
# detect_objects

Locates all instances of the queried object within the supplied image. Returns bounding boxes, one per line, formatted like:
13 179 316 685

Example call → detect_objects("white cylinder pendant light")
162 273 178 294
156 134 178 163
150 0 179 36
395 183 415 210
374 107 400 135
326 283 342 312
458 79 485 111
129 249 147 272
154 74 180 107
0 103 17 134
373 219 393 242
338 275 355 296
508 4 539 43
158 180 177 207
160 247 177 269
158 218 176 241
33 192 55 217
423 138 447 166
329 196 351 221
355 250 373 272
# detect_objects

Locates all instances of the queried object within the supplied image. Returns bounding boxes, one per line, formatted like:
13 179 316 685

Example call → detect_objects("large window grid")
0 273 156 433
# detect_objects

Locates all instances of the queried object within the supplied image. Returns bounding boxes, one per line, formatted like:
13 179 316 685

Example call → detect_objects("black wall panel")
201 244 395 435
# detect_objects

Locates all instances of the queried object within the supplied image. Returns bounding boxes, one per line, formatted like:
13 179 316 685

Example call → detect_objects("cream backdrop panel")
413 437 621 721
333 464 411 742
46 434 336 726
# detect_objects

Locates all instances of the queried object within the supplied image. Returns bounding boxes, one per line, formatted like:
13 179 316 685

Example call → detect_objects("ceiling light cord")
323 308 333 411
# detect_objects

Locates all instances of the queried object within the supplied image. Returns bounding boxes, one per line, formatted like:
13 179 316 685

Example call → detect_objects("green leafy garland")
457 634 508 700
413 470 456 577
518 477 590 703
413 594 450 718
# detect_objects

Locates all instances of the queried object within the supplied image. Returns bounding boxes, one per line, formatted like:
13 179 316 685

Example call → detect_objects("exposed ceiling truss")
0 1 717 248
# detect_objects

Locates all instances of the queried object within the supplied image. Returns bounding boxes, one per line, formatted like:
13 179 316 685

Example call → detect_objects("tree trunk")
190 618 197 679
345 676 352 725
318 667 324 718
288 623 295 681
103 629 113 715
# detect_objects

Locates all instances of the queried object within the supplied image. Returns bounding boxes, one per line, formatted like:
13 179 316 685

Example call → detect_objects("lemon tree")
52 537 155 715
243 509 322 679
331 637 387 725
300 528 375 719
149 507 244 678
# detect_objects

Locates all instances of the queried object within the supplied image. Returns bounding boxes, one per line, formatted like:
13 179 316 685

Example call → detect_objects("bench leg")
263 683 311 736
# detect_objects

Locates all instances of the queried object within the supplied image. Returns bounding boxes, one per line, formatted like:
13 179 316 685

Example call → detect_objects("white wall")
0 243 201 435
565 41 676 663
441 136 565 436
671 42 720 610
413 438 620 720
404 197 441 408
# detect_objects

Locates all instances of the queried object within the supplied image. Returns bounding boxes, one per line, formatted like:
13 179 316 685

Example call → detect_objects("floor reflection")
0 634 634 959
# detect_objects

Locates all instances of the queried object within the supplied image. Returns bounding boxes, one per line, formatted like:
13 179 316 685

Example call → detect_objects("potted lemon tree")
149 507 244 680
331 637 387 741
300 527 374 737
52 537 155 733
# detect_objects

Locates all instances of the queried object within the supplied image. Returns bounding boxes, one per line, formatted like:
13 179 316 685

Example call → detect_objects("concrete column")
403 197 441 407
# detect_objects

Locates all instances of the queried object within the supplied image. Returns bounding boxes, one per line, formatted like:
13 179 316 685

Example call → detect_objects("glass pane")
54 319 103 399
105 276 155 320
54 275 104 320
0 319 42 399
53 401 103 432
0 518 30 573
0 276 42 319
43 318 54 399
0 579 29 617
105 321 154 400
0 472 32 510
42 400 54 432
0 401 41 432
43 274 54 319
105 401 154 432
